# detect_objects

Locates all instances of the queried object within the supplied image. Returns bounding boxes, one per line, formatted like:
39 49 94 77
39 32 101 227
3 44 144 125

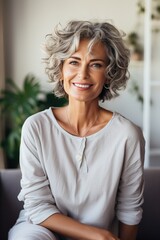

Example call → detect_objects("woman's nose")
78 65 89 80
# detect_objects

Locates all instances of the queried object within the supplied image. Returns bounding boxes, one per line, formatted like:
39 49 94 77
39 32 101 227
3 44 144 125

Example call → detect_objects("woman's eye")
91 63 103 68
69 61 78 65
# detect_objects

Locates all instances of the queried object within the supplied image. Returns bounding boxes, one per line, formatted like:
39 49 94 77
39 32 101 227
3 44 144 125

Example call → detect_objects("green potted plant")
137 0 160 20
0 74 67 168
127 32 143 60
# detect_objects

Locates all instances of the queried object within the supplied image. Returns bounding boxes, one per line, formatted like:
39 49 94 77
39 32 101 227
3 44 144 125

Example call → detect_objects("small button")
76 154 82 161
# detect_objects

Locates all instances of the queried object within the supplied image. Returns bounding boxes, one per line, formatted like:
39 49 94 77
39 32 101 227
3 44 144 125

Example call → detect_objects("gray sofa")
0 168 160 240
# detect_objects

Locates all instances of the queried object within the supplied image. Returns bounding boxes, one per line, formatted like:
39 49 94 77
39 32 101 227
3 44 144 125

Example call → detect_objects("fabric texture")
8 221 58 240
16 107 145 231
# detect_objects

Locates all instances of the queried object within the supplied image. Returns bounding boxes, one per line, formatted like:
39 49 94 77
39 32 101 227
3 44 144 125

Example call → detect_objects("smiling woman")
8 20 145 240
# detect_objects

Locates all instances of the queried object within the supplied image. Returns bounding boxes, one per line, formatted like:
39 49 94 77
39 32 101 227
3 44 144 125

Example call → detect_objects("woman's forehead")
73 39 108 59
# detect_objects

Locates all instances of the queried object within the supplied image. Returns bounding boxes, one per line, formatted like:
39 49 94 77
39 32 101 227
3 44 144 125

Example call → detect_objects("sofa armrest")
0 169 23 240
137 167 160 240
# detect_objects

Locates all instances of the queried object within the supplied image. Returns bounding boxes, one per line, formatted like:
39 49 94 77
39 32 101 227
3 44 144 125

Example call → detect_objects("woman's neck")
66 100 100 136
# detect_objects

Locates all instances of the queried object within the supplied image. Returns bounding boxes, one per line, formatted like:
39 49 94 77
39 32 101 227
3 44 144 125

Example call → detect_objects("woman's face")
62 39 108 103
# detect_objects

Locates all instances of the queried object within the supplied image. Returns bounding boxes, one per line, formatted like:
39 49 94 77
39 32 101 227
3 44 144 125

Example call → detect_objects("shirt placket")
75 137 88 173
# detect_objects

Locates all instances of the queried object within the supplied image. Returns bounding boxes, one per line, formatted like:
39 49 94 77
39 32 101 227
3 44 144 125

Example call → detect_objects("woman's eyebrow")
68 56 80 60
90 59 106 63
69 56 106 62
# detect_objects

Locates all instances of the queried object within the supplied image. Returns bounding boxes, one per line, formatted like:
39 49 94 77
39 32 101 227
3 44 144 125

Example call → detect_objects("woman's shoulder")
113 112 144 141
22 108 52 130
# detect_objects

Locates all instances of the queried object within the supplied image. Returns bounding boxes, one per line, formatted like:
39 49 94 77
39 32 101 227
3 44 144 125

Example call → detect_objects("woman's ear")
60 61 64 79
60 80 64 87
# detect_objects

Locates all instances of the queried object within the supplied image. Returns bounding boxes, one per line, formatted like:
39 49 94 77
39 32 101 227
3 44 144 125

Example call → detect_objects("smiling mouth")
73 83 92 89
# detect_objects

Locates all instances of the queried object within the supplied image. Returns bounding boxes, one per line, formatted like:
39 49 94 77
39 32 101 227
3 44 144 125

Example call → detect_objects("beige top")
18 107 145 231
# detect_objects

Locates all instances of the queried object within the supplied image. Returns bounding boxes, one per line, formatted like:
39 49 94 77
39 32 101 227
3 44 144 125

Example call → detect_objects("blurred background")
0 0 160 168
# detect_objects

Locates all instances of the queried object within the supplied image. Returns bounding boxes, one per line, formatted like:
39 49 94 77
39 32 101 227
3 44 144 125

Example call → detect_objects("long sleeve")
18 116 60 224
116 125 145 225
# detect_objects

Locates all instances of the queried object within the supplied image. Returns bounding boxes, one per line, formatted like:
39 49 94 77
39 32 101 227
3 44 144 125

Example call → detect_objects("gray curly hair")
43 20 130 101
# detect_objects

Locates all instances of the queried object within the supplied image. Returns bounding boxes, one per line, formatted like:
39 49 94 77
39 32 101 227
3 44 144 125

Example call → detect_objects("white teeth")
74 83 91 88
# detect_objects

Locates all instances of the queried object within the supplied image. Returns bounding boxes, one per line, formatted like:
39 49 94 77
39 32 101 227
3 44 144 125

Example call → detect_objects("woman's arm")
118 222 138 240
40 213 120 240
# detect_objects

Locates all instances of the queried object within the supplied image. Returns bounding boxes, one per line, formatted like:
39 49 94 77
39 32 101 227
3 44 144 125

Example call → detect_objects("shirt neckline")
48 107 117 140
